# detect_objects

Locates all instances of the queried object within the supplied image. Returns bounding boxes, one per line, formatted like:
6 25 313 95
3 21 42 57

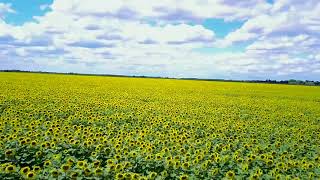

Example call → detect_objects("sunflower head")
33 166 41 172
5 164 16 173
61 164 71 172
20 139 27 145
77 160 86 168
161 170 168 177
70 171 79 179
67 158 75 165
84 168 91 176
35 151 42 157
148 172 157 179
51 169 59 177
26 171 36 179
5 150 14 157
20 166 30 175
44 160 52 167
115 154 122 160
226 170 235 179
91 151 97 157
115 164 122 171
107 159 114 165
116 173 124 180
124 173 132 179
209 168 219 176
93 160 101 167
250 174 259 180
94 168 103 176
182 162 190 170
179 174 189 180
155 153 162 161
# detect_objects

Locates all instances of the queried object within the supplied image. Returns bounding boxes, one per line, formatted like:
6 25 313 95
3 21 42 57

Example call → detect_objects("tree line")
1 70 320 86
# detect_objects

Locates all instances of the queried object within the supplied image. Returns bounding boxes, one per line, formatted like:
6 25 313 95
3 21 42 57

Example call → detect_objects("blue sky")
0 0 319 80
202 19 244 38
0 0 52 25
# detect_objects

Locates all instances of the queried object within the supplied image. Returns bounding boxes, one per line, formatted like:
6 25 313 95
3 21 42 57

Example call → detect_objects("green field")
1 72 320 179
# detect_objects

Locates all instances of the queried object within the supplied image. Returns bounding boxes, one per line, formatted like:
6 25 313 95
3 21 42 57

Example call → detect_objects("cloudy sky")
0 0 319 80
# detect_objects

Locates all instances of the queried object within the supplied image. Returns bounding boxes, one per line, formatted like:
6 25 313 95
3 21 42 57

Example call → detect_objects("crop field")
0 72 320 179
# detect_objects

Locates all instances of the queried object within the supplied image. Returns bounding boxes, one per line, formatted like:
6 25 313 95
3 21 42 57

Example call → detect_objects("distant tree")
305 81 315 86
288 79 297 85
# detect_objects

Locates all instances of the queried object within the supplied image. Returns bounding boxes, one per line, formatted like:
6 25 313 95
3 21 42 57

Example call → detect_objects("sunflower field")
0 72 320 180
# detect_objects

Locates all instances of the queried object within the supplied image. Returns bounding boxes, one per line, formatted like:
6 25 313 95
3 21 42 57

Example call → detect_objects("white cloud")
50 0 271 22
223 1 320 45
246 34 314 53
0 0 319 80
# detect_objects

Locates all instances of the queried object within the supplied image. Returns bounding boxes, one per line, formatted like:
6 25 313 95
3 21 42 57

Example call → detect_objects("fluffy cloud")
224 0 320 44
0 0 319 80
215 0 320 79
246 34 317 53
51 0 270 22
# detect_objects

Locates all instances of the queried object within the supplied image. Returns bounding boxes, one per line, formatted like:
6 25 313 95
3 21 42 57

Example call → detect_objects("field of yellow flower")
0 72 320 179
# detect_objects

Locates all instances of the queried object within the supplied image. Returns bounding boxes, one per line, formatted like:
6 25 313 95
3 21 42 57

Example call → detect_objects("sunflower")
107 159 114 165
20 139 27 145
115 164 122 172
76 160 86 169
116 173 124 180
124 173 132 179
226 170 235 179
266 160 273 166
250 173 259 180
179 174 189 180
20 166 30 175
70 171 79 179
67 157 75 165
35 151 42 157
41 143 47 148
145 155 152 161
161 170 168 177
108 164 116 171
26 171 36 179
93 160 101 168
51 169 59 178
275 174 282 180
201 161 209 170
5 164 16 173
83 168 91 176
115 154 122 160
148 172 157 179
174 161 180 169
61 164 71 172
30 140 37 146
209 168 219 176
123 161 131 169
5 149 14 157
155 153 162 161
44 160 52 167
182 162 190 170
91 151 97 157
51 142 56 148
33 166 41 172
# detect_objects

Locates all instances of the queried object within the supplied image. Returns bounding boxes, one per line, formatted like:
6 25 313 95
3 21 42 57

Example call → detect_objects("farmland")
0 72 320 179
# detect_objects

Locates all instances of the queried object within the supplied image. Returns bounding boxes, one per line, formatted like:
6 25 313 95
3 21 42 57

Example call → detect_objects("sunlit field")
0 72 320 179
